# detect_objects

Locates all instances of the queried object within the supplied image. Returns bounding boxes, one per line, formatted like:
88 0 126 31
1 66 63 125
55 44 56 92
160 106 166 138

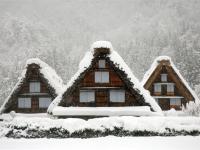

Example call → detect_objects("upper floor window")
18 97 31 108
29 82 40 93
98 60 106 68
167 83 174 92
95 71 109 83
110 90 125 102
80 90 95 102
170 98 181 106
154 84 161 92
39 97 52 108
161 74 167 82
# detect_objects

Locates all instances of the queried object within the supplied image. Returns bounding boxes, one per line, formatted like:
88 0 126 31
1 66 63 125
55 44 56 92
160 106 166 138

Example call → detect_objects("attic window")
98 60 106 68
161 74 167 82
30 82 41 93
95 71 109 83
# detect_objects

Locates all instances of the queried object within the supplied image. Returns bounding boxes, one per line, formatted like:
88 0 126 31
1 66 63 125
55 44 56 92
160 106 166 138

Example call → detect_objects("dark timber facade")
58 48 153 110
143 58 196 110
2 63 58 113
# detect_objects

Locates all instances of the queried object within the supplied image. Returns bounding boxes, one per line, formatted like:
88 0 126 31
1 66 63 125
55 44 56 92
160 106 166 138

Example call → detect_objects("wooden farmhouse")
141 56 199 111
0 58 64 113
48 41 161 117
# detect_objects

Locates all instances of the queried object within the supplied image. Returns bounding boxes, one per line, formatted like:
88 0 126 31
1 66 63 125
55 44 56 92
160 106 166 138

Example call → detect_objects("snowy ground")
0 136 200 150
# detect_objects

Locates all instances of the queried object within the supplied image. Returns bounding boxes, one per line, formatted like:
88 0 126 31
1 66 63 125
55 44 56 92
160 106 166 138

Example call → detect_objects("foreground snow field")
0 136 200 150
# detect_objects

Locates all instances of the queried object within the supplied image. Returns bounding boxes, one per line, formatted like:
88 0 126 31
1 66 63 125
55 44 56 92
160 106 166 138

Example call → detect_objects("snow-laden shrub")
9 111 16 118
182 101 200 116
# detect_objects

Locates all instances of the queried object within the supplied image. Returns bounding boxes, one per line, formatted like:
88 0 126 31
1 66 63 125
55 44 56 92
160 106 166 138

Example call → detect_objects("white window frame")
98 60 106 68
39 97 52 108
161 74 167 82
167 83 174 92
170 98 181 106
29 82 41 93
95 71 109 83
18 97 31 108
80 90 95 102
154 83 161 92
110 90 125 102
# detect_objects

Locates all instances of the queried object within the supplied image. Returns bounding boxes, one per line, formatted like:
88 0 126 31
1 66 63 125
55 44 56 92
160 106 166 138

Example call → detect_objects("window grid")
110 90 125 102
161 74 167 82
18 98 31 108
154 84 161 92
95 71 109 83
98 60 106 68
80 90 95 102
39 97 52 108
29 82 41 93
170 98 181 105
167 84 174 92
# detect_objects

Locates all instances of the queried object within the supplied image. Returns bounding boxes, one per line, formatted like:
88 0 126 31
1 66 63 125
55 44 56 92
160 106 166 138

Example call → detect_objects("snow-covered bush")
182 101 200 116
1 116 200 138
9 111 16 118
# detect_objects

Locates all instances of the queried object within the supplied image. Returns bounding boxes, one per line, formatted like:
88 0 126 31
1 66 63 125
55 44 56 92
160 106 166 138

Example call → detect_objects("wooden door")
31 97 39 112
95 90 108 107
158 98 170 110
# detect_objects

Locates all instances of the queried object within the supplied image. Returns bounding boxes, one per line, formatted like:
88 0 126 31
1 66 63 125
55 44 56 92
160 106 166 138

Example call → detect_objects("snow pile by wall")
52 106 161 116
1 116 200 138
48 41 162 114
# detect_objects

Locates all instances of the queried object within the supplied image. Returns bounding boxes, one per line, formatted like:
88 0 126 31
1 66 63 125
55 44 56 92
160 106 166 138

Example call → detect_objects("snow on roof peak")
141 56 199 103
91 41 113 52
155 55 171 62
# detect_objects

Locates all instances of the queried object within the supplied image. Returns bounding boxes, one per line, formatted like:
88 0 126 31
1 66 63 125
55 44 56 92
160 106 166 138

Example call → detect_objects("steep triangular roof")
141 56 199 103
48 41 162 114
0 58 65 113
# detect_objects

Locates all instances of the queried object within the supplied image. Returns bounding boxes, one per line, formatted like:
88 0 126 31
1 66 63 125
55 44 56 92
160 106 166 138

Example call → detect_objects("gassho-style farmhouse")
0 41 199 117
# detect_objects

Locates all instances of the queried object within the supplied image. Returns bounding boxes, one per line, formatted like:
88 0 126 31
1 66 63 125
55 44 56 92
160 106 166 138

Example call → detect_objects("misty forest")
0 0 200 105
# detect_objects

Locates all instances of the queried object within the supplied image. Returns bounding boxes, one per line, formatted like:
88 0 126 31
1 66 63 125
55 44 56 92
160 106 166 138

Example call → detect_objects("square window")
167 84 174 92
110 90 125 102
18 98 31 108
39 97 52 108
80 90 95 102
154 84 161 92
161 74 167 82
30 82 40 93
95 71 109 83
99 60 105 68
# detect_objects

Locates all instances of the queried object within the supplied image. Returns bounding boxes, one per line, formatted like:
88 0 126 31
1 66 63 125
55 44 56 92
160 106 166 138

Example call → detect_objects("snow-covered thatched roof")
141 56 199 103
48 41 162 114
0 58 65 113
